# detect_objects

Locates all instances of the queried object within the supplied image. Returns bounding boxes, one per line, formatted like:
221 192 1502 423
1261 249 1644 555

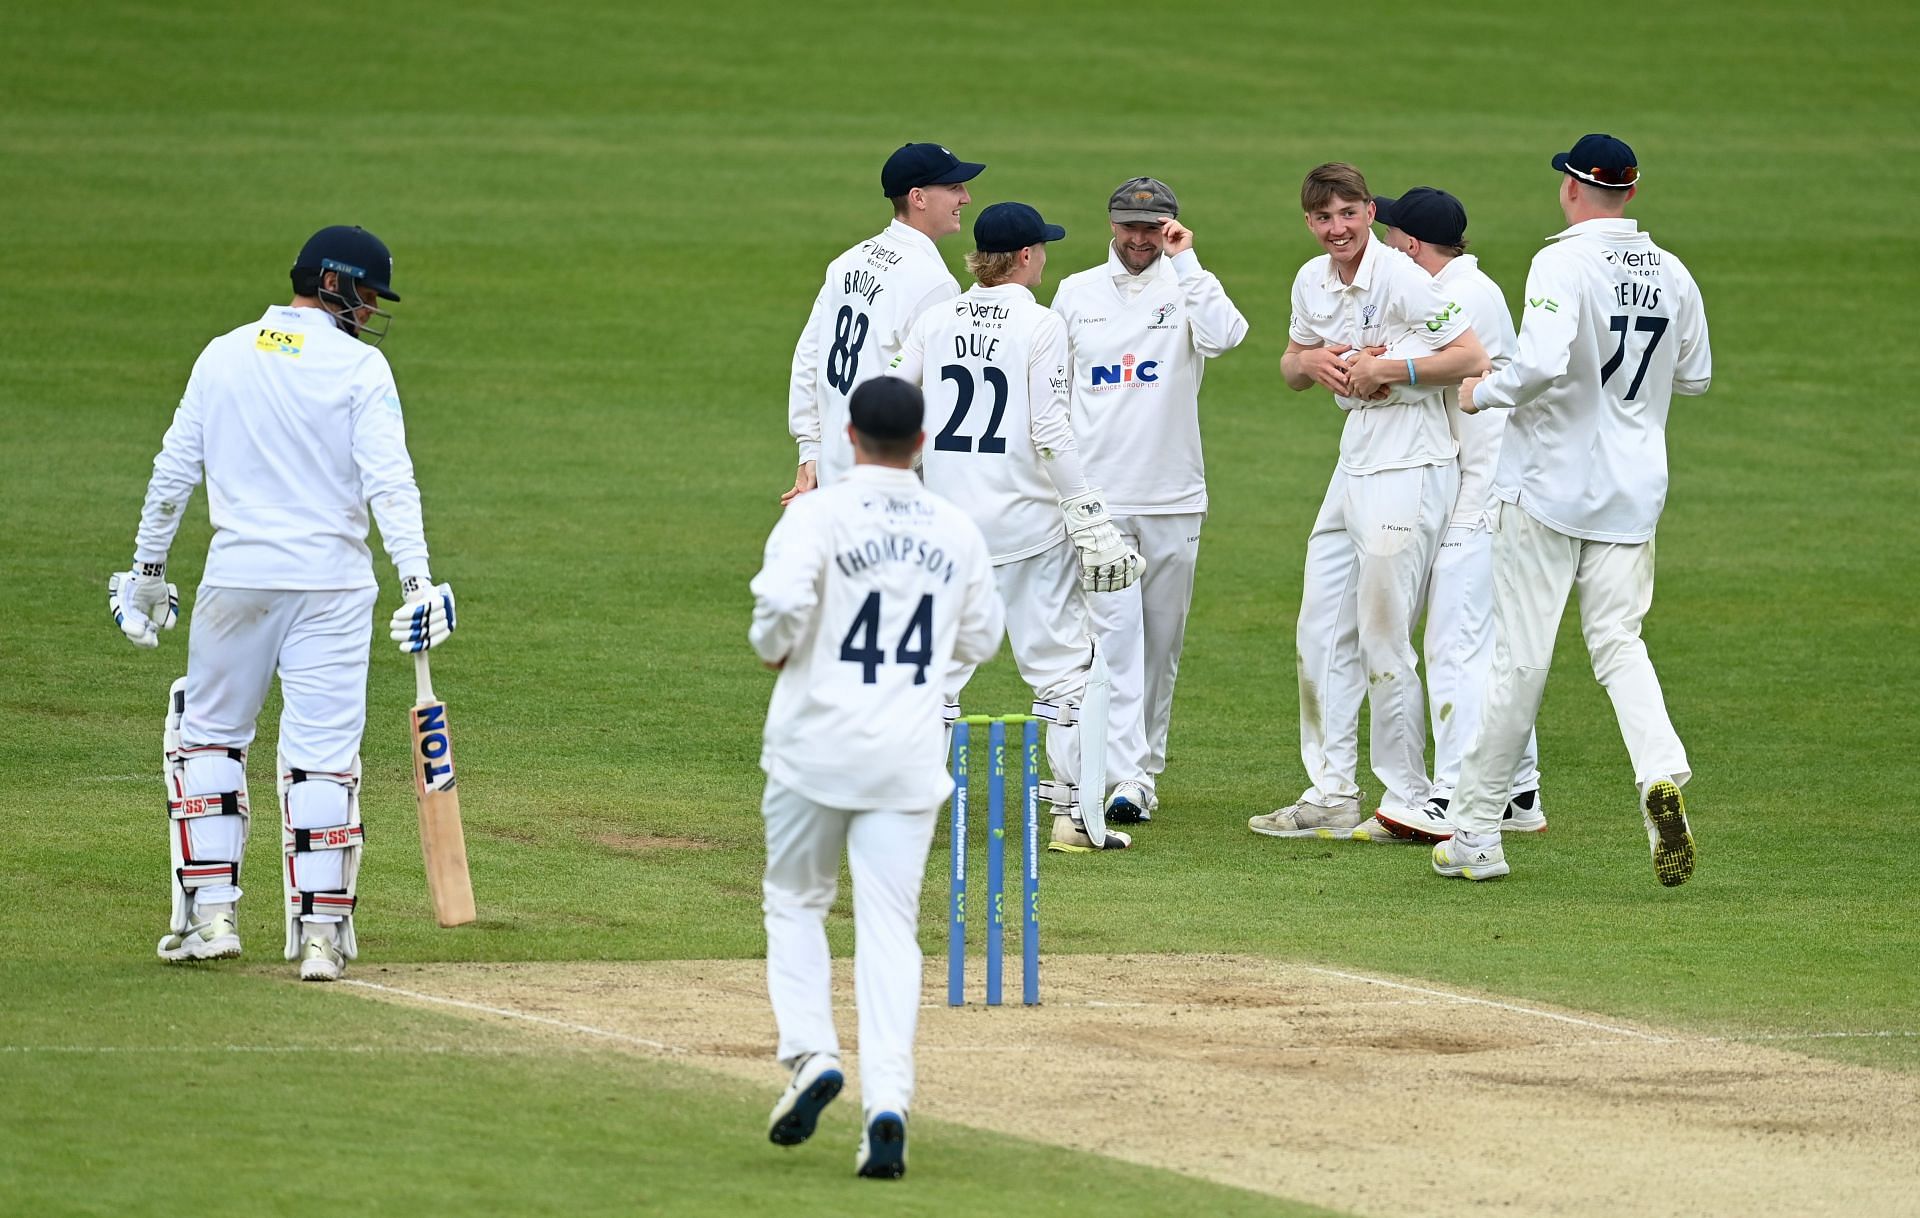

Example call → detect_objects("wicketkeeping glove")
108 564 179 649
1060 490 1144 593
389 576 457 653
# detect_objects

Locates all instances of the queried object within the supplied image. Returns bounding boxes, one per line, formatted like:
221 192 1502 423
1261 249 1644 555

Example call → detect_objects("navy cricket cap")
849 376 925 440
881 143 986 197
1372 187 1468 246
1551 134 1639 189
294 225 400 300
973 202 1066 254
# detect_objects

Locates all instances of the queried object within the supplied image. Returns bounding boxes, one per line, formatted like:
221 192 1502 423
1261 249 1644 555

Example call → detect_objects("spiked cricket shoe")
1105 780 1152 824
856 1110 907 1179
1047 816 1132 852
768 1053 844 1146
1247 795 1365 839
156 912 241 962
1641 778 1694 887
1503 789 1548 833
1432 832 1510 881
298 934 346 982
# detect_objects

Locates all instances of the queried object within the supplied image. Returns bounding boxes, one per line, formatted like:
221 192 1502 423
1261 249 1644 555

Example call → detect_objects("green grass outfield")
4 1 1918 1213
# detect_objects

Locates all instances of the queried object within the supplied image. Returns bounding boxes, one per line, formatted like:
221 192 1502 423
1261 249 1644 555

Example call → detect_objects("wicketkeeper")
109 225 457 981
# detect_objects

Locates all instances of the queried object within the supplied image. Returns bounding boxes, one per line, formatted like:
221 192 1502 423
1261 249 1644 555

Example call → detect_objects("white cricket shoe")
1432 832 1510 881
1373 800 1456 843
1350 815 1421 843
1105 780 1152 824
298 933 346 982
156 912 241 962
856 1110 908 1179
1641 778 1694 887
1047 816 1132 852
1248 795 1365 839
1503 789 1548 833
767 1053 844 1146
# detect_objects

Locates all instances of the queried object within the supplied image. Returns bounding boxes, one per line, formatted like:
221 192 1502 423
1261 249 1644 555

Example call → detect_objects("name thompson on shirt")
835 532 961 583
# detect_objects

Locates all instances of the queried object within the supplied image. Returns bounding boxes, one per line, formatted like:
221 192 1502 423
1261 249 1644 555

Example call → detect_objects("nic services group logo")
1089 353 1160 388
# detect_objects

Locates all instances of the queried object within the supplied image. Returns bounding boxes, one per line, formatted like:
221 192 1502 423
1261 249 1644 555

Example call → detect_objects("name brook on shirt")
835 532 960 583
843 270 885 305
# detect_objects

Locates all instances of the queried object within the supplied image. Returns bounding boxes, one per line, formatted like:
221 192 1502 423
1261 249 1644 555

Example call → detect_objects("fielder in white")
752 376 1004 1179
783 141 984 505
1052 177 1249 823
1371 186 1545 840
892 201 1144 853
108 225 457 983
1433 134 1710 885
1250 163 1488 843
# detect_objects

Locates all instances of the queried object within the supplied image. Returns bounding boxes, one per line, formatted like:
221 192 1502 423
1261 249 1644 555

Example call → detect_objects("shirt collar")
1547 217 1642 242
265 304 341 330
1106 243 1162 286
1433 253 1480 285
1318 231 1384 292
969 282 1036 303
847 463 924 489
885 218 942 261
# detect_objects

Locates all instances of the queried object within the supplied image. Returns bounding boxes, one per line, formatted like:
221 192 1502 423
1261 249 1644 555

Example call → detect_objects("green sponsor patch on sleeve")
1527 296 1560 313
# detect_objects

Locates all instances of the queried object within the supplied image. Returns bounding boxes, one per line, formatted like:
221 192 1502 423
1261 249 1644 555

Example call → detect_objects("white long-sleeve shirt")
134 305 429 590
788 220 960 488
1289 236 1470 474
1474 218 1712 543
1432 255 1519 527
1051 246 1249 515
891 283 1091 564
751 464 1004 810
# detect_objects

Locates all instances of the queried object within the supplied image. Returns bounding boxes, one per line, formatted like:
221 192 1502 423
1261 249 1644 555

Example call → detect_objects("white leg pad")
1030 698 1081 728
164 677 250 932
1038 779 1080 813
279 753 363 962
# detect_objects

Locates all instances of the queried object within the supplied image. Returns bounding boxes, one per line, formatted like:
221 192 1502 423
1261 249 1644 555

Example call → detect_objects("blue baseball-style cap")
880 143 986 197
849 376 924 439
1372 187 1468 246
1552 134 1639 189
973 202 1066 254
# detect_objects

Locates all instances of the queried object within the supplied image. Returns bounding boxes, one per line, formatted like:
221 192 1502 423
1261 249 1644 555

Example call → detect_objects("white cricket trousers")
1424 521 1540 799
177 585 377 905
1295 463 1455 816
761 779 939 1116
1085 512 1203 796
1450 502 1690 836
949 539 1103 793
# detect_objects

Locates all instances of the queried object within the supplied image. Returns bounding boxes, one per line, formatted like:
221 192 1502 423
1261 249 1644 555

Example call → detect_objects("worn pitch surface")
341 954 1920 1218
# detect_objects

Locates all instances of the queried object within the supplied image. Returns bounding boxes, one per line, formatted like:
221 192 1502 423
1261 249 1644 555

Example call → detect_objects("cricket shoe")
767 1053 844 1147
1371 800 1455 844
156 911 241 962
298 933 346 982
1047 815 1132 852
1432 832 1510 881
1503 789 1547 833
1105 780 1152 825
856 1110 908 1179
1641 778 1694 887
1247 795 1365 839
1350 815 1422 843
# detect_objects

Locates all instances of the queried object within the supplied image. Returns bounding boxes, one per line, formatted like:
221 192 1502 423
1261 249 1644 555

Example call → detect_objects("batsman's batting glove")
1060 490 1144 594
390 576 457 653
108 563 179 649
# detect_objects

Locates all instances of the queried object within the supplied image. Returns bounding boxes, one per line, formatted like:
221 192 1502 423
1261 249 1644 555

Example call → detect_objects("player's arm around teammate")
752 376 1003 1178
107 225 455 983
781 142 985 505
1253 163 1485 845
1050 177 1249 824
1372 187 1546 833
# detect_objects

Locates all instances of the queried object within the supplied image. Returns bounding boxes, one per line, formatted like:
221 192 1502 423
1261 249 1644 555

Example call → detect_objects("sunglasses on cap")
1570 163 1639 188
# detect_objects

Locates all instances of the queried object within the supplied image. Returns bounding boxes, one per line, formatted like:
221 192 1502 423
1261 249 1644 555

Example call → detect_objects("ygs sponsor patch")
256 328 304 357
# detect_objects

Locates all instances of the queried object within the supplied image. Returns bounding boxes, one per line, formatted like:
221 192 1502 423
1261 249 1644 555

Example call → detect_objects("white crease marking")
1301 967 1670 1042
338 979 686 1054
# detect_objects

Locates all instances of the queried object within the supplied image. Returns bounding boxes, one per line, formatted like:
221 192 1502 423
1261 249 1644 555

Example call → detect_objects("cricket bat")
410 650 477 926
